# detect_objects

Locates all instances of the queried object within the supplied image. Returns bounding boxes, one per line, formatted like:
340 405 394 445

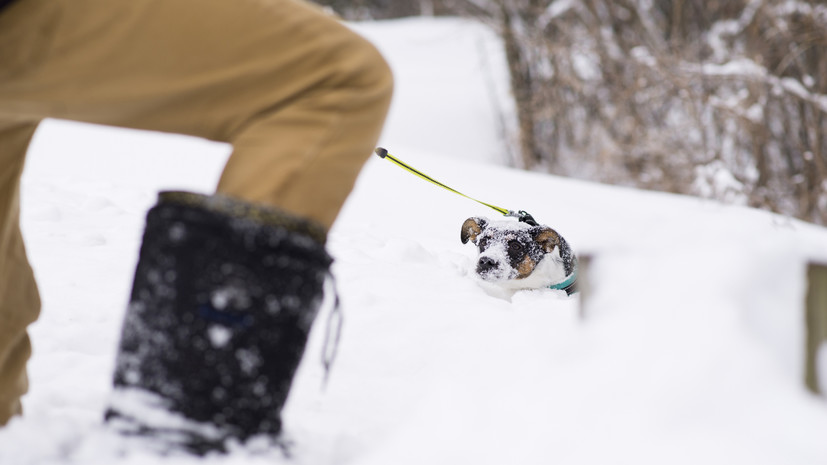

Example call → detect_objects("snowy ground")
2 17 827 465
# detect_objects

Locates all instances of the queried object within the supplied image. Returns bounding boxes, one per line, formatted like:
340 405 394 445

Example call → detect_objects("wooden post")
805 262 827 395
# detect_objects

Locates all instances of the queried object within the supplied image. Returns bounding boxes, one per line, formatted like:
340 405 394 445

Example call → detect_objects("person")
0 0 393 453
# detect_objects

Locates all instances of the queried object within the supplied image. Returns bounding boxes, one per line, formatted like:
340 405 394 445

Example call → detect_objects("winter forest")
315 0 827 226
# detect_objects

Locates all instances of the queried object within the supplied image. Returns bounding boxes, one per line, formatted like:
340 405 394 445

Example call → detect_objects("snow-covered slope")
2 17 827 465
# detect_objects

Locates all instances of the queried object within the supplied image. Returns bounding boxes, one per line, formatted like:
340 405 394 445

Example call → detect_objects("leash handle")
375 147 534 222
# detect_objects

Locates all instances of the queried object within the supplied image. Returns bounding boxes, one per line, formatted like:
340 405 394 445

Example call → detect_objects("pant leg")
0 0 390 425
0 122 42 426
0 0 393 229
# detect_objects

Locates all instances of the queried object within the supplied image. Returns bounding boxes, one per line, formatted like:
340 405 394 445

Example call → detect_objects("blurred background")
313 0 827 227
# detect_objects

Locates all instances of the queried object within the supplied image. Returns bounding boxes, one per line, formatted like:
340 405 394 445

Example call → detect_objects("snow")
538 0 576 28
208 326 233 349
2 16 827 465
364 18 517 166
692 161 747 205
694 57 827 114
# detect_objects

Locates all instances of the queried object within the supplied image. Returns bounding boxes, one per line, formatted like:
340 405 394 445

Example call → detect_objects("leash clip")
507 210 538 226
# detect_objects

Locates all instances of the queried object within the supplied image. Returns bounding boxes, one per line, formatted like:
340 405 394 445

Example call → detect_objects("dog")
460 216 577 295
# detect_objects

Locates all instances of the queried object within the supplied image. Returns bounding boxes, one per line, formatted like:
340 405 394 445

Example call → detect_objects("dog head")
460 216 576 291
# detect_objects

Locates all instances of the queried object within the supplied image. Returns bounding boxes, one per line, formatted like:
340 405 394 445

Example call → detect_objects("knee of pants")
326 30 394 110
358 41 394 102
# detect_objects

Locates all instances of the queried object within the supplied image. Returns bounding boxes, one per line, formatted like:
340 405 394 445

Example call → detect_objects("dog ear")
533 226 561 253
460 217 487 244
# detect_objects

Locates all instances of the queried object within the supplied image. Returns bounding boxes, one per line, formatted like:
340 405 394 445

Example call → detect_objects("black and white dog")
460 217 577 295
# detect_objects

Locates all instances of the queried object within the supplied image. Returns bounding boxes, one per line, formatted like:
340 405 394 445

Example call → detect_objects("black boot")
104 191 332 454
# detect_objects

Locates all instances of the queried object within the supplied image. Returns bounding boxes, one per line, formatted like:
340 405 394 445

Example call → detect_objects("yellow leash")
374 147 536 225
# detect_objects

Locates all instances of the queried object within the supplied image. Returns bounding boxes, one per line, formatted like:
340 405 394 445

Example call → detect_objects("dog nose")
477 257 497 274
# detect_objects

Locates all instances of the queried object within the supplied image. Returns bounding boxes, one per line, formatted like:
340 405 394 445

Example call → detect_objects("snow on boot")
104 191 332 454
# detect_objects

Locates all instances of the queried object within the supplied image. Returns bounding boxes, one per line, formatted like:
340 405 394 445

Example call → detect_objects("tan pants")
0 0 393 426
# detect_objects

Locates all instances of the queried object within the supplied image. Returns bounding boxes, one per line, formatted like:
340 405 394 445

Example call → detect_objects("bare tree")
450 0 827 225
310 0 451 19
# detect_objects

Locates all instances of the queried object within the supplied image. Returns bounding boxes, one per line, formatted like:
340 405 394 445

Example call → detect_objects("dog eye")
477 238 489 250
508 240 524 257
